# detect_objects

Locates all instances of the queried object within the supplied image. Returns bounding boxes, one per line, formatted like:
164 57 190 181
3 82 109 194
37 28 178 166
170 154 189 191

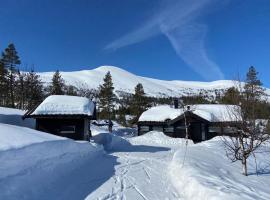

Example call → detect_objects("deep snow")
32 95 95 116
1 107 270 200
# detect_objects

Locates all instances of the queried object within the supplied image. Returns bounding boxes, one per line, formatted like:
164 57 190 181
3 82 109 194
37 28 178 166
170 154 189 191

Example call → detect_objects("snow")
1 106 270 200
0 123 65 151
191 104 241 122
139 105 183 122
139 104 241 122
0 123 103 200
169 137 270 200
32 95 95 116
37 65 270 98
0 106 35 128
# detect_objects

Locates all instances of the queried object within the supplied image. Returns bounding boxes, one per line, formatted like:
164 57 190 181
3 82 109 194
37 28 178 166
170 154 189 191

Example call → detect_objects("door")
190 123 202 142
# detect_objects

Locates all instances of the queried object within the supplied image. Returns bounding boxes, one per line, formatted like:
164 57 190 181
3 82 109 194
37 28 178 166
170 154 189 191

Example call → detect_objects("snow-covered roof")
31 95 95 116
138 105 183 122
190 104 241 122
138 104 241 123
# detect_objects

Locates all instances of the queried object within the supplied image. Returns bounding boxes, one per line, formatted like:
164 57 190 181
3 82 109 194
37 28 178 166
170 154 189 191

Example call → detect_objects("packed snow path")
86 149 182 200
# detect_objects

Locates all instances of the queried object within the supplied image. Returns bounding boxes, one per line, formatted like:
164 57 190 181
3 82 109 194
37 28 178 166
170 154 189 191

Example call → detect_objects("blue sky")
1 0 270 86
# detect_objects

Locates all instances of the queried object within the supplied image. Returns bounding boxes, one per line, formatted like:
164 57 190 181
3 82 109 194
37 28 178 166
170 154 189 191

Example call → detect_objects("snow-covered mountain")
38 66 269 97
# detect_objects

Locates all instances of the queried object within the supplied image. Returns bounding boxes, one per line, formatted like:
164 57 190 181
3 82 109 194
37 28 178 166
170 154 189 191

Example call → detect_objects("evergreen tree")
24 70 44 110
15 71 27 109
0 60 8 106
220 87 240 104
65 85 78 96
131 83 147 123
1 43 21 107
49 70 65 95
98 71 115 119
243 66 265 119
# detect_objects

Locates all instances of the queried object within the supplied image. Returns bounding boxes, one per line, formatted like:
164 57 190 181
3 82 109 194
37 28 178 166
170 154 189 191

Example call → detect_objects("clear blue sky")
1 0 270 86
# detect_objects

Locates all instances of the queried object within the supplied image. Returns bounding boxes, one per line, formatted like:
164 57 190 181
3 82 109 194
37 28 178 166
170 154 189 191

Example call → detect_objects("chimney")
187 105 191 111
174 98 179 109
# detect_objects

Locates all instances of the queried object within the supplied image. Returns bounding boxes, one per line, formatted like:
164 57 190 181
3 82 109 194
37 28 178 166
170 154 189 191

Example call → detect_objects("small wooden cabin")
138 104 240 142
23 95 96 140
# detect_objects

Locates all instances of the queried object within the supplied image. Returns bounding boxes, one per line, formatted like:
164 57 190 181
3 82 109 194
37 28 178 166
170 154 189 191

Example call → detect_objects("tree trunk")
242 156 248 176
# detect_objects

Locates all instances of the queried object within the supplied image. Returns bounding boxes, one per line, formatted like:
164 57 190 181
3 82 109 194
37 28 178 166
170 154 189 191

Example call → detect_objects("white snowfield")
32 95 95 116
139 104 241 122
38 65 270 97
1 107 270 200
0 106 35 128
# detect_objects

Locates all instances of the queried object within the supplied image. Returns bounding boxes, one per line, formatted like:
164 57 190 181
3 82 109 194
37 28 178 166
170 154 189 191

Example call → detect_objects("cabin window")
140 126 150 132
176 126 186 130
208 126 221 133
164 126 174 133
152 126 163 132
223 127 238 134
60 125 76 134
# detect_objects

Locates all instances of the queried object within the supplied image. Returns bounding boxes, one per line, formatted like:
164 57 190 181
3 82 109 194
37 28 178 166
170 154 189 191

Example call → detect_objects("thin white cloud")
105 0 227 80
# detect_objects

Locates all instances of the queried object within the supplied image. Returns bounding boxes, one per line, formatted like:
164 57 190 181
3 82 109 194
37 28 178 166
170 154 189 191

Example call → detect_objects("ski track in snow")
87 149 182 200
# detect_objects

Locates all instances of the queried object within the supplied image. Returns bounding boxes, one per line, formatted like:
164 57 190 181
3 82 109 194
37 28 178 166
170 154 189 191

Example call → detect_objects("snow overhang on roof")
30 95 95 117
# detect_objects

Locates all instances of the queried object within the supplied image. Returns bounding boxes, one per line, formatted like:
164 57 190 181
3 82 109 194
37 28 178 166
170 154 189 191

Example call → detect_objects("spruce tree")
99 71 115 119
131 83 147 122
1 44 21 107
49 70 65 95
0 60 8 106
24 70 44 110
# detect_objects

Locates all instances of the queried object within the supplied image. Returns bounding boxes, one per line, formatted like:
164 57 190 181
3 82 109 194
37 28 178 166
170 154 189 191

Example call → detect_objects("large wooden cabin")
23 95 96 140
138 104 240 142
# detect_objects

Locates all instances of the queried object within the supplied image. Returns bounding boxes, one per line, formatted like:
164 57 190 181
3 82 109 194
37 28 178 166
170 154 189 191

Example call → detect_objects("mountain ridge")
37 65 270 98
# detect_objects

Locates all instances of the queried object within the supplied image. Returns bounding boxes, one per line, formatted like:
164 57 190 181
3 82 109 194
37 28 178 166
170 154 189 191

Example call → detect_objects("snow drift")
169 137 270 200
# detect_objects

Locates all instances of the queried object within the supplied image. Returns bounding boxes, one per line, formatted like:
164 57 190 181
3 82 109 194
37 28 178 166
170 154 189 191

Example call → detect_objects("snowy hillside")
38 65 269 97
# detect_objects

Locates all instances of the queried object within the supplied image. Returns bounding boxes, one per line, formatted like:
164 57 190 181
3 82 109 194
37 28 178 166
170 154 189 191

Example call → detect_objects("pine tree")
49 70 65 95
131 83 147 122
99 71 115 120
243 66 265 119
24 70 44 110
1 44 21 107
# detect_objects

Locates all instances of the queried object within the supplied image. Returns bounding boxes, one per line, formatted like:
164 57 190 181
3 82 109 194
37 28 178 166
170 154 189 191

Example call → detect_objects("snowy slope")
38 65 270 97
0 123 103 200
169 137 270 200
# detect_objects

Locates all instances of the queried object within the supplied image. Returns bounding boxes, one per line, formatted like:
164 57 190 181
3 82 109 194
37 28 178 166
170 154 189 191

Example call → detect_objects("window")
208 126 221 133
164 126 174 133
176 126 186 130
152 126 163 132
60 125 76 134
140 126 150 132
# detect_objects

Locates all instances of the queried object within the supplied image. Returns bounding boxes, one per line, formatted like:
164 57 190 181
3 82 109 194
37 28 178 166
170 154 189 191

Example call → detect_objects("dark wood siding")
36 118 85 140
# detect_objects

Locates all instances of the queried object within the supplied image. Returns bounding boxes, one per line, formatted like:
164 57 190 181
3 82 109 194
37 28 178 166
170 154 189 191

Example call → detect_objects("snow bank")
0 123 103 199
169 137 270 200
129 131 193 147
32 95 95 116
0 106 35 128
139 105 183 122
0 123 66 151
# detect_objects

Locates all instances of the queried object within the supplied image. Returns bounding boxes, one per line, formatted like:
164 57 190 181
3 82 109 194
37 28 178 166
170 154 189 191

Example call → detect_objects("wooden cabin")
138 104 240 142
23 95 96 140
